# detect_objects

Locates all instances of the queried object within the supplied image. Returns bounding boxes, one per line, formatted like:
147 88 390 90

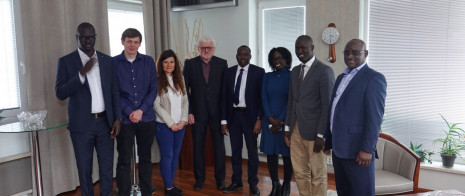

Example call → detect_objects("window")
0 0 20 111
367 0 465 163
108 0 146 56
259 0 305 73
0 0 30 161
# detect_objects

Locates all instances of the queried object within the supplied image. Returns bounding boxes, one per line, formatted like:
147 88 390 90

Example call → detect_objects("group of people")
55 22 386 196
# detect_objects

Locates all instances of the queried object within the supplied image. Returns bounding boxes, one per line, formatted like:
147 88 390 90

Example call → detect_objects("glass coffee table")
0 117 67 196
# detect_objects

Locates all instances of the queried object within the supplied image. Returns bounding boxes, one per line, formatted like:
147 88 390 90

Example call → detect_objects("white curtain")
143 0 171 60
19 0 111 195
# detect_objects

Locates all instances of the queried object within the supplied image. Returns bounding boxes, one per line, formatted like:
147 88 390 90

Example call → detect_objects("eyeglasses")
199 47 214 51
342 50 364 56
76 35 97 41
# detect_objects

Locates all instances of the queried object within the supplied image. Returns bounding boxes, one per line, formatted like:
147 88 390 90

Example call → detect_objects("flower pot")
441 154 457 167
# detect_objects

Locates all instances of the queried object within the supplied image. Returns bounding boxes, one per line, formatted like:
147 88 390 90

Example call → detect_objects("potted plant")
433 114 465 167
410 142 434 163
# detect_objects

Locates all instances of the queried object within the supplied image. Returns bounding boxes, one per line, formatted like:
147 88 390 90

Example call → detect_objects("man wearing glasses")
324 39 387 196
183 35 228 191
55 22 122 196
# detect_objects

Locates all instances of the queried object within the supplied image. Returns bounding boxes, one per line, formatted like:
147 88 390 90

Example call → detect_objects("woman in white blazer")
153 49 188 196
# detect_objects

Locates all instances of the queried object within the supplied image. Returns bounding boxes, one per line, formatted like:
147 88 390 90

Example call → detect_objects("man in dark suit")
221 45 264 196
55 22 122 196
324 39 387 196
284 35 335 196
183 35 228 191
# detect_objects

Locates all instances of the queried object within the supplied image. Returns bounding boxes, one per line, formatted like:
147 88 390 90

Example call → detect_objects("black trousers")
70 117 113 196
192 119 226 185
116 121 155 196
228 110 259 185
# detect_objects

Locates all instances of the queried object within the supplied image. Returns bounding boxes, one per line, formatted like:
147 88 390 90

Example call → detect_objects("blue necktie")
234 68 244 105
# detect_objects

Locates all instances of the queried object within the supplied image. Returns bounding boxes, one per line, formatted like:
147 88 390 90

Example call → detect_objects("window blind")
0 0 20 110
262 6 305 72
368 0 465 162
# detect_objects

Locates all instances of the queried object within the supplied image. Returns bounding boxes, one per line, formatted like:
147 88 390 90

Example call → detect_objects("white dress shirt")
301 56 315 79
221 64 250 125
234 64 249 108
77 48 105 113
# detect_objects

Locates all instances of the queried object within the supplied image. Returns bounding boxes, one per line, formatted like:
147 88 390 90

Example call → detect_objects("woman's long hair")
156 49 186 96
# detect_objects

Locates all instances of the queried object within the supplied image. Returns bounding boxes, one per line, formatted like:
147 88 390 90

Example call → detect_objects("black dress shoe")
194 181 204 191
165 188 182 196
250 184 260 196
173 187 183 195
216 182 226 190
223 183 243 193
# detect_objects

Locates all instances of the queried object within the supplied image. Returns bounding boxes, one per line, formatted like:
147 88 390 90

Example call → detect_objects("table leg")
32 131 43 196
131 137 141 196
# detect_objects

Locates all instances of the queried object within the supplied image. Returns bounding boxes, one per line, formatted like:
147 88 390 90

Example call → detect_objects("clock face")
322 27 340 44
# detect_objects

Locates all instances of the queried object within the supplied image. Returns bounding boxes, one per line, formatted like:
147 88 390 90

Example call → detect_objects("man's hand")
80 58 96 76
110 119 121 139
253 120 262 135
314 137 325 152
188 114 195 125
129 109 143 123
221 124 229 136
284 131 291 147
356 150 372 167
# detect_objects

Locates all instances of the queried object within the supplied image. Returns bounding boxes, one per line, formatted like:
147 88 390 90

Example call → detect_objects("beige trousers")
291 122 327 196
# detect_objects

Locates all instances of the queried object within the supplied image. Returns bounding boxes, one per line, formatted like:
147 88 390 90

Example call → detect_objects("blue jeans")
155 122 185 189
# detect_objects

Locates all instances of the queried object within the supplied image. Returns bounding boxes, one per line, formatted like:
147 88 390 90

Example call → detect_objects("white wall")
418 163 465 192
170 0 257 157
170 0 256 67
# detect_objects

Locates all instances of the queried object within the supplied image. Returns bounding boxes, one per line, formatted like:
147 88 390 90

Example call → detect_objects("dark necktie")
298 64 306 90
234 68 244 105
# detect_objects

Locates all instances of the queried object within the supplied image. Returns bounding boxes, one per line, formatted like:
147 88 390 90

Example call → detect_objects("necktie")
234 68 244 105
298 64 306 90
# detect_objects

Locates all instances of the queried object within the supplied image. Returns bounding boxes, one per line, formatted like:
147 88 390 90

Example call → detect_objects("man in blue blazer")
55 22 122 196
324 39 387 196
221 45 264 196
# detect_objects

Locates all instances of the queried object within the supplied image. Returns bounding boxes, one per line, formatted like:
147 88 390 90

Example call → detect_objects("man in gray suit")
284 35 335 196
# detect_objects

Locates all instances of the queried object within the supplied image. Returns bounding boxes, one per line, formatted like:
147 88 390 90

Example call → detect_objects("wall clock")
322 23 340 63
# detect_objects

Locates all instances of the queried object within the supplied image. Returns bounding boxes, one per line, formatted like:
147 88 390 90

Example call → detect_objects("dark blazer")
221 64 265 125
183 56 228 122
55 50 122 132
325 65 387 159
285 59 335 140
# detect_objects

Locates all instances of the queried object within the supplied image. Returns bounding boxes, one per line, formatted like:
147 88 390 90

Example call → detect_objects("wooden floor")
58 158 428 196
58 158 329 196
